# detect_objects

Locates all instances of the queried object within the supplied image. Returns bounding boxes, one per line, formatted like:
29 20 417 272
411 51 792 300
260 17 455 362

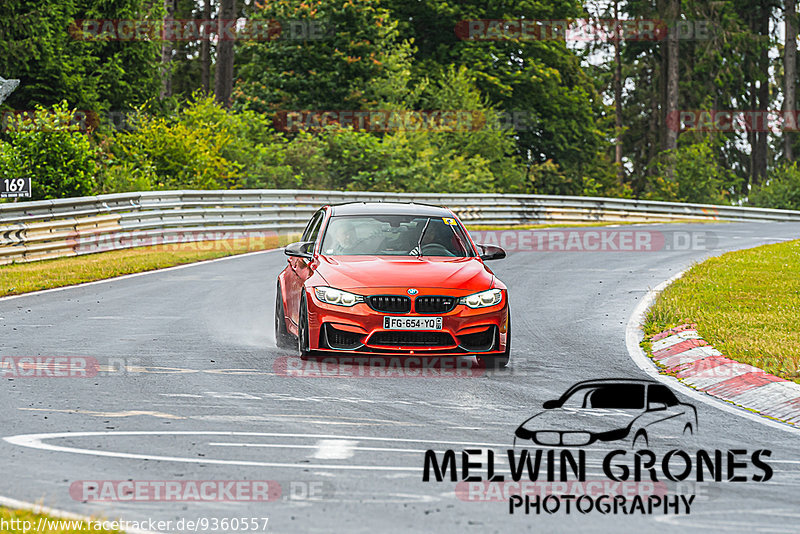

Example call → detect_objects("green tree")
383 0 612 184
234 0 414 112
620 0 769 200
0 0 163 113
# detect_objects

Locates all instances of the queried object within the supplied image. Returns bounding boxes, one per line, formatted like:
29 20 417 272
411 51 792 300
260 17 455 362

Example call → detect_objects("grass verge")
0 236 294 297
0 506 123 533
644 239 800 382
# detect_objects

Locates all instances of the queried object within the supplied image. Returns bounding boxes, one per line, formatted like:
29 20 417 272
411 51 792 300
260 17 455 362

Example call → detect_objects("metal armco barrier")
2 189 800 265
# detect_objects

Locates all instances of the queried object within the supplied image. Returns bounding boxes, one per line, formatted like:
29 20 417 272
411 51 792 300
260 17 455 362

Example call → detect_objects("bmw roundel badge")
407 288 419 295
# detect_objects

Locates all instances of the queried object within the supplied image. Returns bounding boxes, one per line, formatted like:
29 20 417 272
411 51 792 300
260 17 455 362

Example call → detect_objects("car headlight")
458 289 503 309
314 287 364 307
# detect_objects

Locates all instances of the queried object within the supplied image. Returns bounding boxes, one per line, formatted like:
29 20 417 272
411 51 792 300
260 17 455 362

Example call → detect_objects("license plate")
383 316 442 330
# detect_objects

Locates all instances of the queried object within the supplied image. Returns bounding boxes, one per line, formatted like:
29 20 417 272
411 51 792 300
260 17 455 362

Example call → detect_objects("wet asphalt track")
1 222 799 533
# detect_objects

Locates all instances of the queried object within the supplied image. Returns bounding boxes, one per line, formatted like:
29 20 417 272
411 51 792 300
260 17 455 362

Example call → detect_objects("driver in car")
325 219 358 255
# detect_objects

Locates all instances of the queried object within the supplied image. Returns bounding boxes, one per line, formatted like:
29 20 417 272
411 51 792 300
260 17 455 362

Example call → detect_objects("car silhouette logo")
514 378 698 449
407 289 419 295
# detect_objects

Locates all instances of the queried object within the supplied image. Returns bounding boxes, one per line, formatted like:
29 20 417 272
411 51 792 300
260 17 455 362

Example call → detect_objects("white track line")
312 439 358 459
625 269 800 435
4 430 512 447
209 442 427 454
0 248 282 303
3 431 513 472
0 495 162 534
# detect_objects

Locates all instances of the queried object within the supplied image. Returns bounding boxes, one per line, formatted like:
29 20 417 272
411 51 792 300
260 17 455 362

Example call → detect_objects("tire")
297 293 312 360
275 283 295 350
632 430 649 449
477 314 511 369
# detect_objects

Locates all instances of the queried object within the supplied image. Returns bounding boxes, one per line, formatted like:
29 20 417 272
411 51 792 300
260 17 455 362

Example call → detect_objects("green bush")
97 159 157 194
309 125 517 194
0 102 98 201
749 163 800 210
643 137 739 204
105 97 241 191
103 95 336 192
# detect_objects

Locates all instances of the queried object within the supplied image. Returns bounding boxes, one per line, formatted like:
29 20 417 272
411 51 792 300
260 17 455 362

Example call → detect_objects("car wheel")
477 314 511 369
297 294 312 360
632 430 649 449
275 282 295 350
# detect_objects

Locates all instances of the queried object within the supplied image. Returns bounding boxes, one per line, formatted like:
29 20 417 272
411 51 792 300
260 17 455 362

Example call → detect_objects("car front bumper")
305 287 509 355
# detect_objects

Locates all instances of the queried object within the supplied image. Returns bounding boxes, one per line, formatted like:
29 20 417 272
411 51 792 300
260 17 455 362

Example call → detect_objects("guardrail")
2 190 800 265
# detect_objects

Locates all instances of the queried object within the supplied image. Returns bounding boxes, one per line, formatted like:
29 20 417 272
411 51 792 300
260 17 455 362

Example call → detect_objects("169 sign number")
1 177 31 198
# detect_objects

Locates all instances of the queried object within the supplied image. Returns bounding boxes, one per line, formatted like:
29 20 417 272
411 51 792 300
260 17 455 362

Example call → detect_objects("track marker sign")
1 177 31 198
0 75 26 199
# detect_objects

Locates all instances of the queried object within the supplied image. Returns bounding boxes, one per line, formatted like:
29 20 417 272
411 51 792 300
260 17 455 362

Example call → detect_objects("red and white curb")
647 324 800 426
626 269 799 434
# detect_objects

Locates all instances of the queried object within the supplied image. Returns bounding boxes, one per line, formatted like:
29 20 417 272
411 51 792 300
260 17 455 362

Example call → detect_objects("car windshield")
320 215 473 257
560 384 645 410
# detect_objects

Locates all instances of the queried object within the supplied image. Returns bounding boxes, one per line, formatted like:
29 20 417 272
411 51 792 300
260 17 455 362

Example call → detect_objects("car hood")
314 255 494 292
517 408 641 435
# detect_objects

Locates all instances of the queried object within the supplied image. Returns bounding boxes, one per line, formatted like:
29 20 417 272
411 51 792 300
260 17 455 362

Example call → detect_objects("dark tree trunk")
201 0 212 94
613 1 624 183
648 73 659 165
749 86 757 183
664 0 679 153
785 0 797 161
658 0 667 154
215 0 236 107
753 6 770 183
160 0 175 99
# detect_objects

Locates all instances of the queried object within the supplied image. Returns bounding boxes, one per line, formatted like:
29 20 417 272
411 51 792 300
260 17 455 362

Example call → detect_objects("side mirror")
542 400 560 409
477 244 506 261
647 401 667 412
285 241 314 259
